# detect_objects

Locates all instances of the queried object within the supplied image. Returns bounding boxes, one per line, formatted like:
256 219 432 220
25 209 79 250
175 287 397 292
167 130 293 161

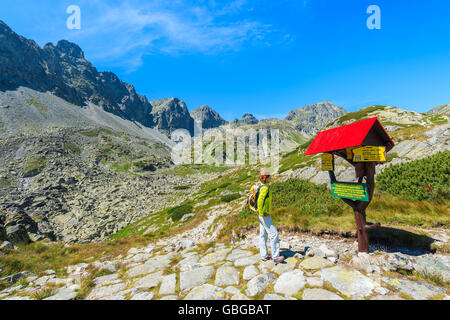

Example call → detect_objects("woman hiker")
257 170 284 264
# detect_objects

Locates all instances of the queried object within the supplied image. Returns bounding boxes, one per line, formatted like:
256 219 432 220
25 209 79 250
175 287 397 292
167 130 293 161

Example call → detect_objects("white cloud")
65 0 272 72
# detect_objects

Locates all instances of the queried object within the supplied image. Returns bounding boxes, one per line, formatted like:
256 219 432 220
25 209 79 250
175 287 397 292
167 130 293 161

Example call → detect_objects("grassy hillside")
377 152 450 203
216 178 449 242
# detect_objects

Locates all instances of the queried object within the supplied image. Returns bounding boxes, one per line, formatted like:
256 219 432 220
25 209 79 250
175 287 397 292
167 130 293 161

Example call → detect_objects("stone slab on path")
382 277 446 300
215 266 240 286
180 266 215 291
273 269 306 296
299 256 334 271
302 288 343 300
320 266 379 299
184 284 225 300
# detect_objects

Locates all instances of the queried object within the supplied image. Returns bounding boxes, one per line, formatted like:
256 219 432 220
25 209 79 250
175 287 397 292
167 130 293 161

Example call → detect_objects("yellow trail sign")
321 153 334 171
353 146 386 162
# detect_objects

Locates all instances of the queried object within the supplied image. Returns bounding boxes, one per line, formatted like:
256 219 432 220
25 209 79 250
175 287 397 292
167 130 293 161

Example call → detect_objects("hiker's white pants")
258 214 280 259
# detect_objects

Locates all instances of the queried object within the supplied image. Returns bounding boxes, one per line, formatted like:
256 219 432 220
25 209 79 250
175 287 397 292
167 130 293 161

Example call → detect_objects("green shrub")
377 152 450 203
167 203 193 222
221 193 241 203
174 185 192 190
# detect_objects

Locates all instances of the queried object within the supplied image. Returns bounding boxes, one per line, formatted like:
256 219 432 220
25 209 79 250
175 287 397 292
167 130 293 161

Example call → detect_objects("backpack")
248 184 269 213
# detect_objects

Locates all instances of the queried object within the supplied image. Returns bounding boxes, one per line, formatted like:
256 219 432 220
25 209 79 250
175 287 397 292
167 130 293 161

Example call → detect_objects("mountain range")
0 20 351 137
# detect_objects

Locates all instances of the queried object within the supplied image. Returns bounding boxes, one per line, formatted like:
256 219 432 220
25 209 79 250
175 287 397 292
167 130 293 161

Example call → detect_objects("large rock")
0 271 33 285
226 248 253 261
44 285 79 300
132 271 163 290
299 256 334 270
199 248 230 265
125 263 158 278
415 256 450 284
5 225 30 244
245 273 276 297
320 266 379 298
272 257 297 275
159 273 177 295
314 244 338 259
184 284 225 300
180 266 214 291
86 282 127 300
273 269 306 296
234 254 260 267
243 265 260 281
302 288 344 300
382 277 446 300
215 266 240 286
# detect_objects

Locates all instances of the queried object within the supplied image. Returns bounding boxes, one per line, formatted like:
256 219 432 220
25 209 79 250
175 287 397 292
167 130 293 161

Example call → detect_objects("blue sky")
2 0 450 121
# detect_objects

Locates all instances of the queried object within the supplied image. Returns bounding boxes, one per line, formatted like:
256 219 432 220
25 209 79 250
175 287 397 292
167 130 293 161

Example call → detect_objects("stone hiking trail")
1 202 449 300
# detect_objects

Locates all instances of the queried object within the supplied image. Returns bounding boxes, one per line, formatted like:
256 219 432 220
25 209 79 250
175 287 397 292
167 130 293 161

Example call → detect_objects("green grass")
23 157 46 177
80 129 100 137
64 142 81 155
165 164 229 176
217 177 450 242
27 97 49 119
335 105 387 124
173 185 192 190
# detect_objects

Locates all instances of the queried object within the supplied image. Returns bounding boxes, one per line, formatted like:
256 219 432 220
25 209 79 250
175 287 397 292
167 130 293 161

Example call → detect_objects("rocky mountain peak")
190 105 228 129
285 101 346 135
54 40 85 59
150 98 194 135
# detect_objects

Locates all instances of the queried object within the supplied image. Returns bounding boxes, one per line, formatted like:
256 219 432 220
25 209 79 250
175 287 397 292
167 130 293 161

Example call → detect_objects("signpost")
353 146 386 162
304 117 395 253
331 181 369 202
321 153 334 171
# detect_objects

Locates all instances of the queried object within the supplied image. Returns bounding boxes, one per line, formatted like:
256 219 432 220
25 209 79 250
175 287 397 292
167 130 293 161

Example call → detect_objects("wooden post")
337 161 380 253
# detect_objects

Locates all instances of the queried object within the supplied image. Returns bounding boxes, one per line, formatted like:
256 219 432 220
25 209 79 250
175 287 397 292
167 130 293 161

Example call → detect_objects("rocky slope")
427 104 450 115
285 101 347 135
0 87 231 243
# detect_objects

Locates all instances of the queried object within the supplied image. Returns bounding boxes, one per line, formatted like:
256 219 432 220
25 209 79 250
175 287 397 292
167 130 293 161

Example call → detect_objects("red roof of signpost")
304 117 394 156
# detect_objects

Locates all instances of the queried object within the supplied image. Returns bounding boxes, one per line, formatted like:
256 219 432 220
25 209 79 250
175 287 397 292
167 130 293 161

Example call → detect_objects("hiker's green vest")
257 184 272 217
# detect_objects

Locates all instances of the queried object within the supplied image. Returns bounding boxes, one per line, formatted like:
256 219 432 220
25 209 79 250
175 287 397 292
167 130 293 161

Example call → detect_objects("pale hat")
260 169 271 176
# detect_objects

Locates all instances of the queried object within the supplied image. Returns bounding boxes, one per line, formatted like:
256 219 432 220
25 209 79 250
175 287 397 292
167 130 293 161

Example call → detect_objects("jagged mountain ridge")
285 101 347 135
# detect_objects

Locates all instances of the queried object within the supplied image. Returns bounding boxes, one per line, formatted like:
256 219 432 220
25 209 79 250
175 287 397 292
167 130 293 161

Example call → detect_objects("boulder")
415 256 450 284
180 266 214 291
243 265 260 281
299 256 334 270
184 284 225 300
245 273 276 297
273 269 306 296
159 273 177 295
382 277 446 300
320 266 379 298
214 266 240 286
5 225 31 244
